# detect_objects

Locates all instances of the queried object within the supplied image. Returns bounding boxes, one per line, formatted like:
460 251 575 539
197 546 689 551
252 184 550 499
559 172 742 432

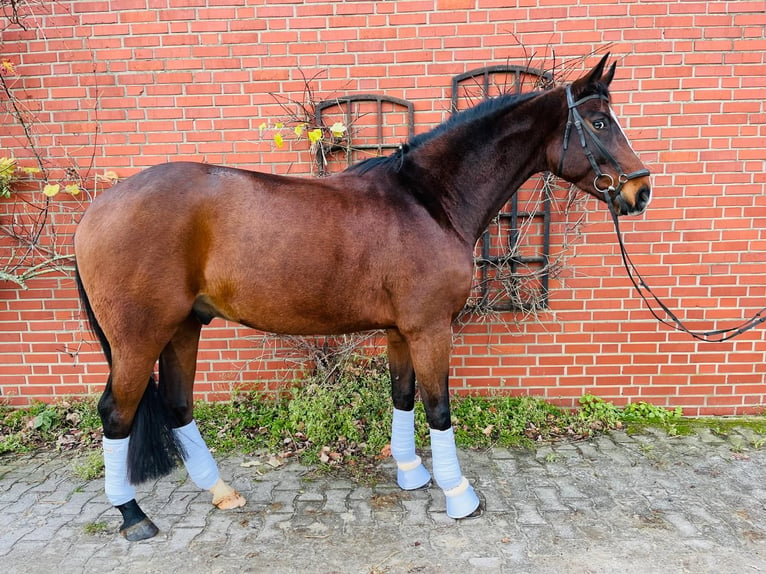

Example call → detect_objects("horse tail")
75 263 112 366
127 379 186 484
75 263 185 484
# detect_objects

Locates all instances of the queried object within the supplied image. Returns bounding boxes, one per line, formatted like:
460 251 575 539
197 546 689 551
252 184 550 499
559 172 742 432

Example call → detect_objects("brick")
0 0 765 413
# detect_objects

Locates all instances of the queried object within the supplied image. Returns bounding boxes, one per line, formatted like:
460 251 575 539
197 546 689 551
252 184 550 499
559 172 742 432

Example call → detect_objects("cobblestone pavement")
2 427 766 573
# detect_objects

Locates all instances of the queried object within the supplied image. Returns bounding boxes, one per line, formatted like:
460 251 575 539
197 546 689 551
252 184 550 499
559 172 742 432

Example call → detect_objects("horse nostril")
637 185 651 208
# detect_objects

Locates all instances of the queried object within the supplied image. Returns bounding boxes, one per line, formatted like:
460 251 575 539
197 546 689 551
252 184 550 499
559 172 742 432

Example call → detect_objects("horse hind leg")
99 352 176 541
159 315 246 510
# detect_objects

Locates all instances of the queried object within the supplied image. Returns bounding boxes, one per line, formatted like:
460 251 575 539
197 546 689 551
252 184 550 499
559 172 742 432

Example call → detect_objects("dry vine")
0 4 106 288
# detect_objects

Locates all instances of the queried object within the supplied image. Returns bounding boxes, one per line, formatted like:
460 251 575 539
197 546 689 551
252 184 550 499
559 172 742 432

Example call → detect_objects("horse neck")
404 90 563 244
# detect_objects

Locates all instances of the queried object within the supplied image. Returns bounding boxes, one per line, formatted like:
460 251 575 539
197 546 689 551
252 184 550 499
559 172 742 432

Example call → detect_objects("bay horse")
74 54 651 541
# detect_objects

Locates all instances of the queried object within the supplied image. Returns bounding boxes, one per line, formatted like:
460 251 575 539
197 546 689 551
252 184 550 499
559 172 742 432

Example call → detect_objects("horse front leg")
160 315 246 510
407 327 481 519
386 329 432 490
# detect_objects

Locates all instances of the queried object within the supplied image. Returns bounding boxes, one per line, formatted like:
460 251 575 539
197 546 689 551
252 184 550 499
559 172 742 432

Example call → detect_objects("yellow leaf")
64 184 81 196
274 122 284 130
258 122 267 133
294 124 305 137
308 128 323 144
330 122 347 138
0 157 16 178
273 133 284 148
0 60 15 75
43 183 60 197
21 166 41 175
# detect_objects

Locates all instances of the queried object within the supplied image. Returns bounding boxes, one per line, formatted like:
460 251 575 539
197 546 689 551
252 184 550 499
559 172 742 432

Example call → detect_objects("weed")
73 451 104 480
622 402 683 424
3 362 766 480
83 521 109 535
194 390 290 455
30 407 59 432
730 445 745 455
286 354 393 463
0 432 28 454
0 398 102 454
544 452 559 463
579 394 623 427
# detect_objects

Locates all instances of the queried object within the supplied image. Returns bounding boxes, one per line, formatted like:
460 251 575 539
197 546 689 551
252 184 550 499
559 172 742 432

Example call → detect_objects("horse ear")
571 53 610 96
602 61 617 87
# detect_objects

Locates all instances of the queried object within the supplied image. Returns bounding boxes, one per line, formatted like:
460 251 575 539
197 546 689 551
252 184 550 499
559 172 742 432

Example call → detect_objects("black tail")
127 378 186 484
75 263 185 484
75 264 112 366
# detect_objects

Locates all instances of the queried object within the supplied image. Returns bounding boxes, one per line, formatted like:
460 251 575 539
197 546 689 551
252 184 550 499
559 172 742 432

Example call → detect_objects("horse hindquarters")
76 268 189 538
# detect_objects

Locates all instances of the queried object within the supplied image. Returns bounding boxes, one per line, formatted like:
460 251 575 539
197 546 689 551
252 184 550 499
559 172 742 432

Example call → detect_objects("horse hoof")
213 490 246 510
120 518 159 541
397 460 432 491
458 500 485 520
444 478 481 519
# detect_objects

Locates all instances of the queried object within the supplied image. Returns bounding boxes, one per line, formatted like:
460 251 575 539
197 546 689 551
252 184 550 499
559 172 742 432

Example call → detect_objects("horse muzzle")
614 180 651 216
597 170 651 216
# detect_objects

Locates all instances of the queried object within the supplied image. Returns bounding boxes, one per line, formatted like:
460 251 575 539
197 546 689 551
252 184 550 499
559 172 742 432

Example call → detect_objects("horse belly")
200 255 395 336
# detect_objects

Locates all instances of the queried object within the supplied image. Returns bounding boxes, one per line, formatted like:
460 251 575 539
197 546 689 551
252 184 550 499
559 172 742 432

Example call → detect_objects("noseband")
557 85 650 204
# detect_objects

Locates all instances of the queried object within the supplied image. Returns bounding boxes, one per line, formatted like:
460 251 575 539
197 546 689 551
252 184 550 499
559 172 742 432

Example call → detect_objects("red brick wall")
1 0 765 415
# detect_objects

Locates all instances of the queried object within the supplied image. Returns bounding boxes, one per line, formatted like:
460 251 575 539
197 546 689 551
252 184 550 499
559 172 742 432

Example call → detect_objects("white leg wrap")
391 407 418 462
429 426 463 490
103 436 135 506
430 426 480 518
173 420 220 490
391 408 431 490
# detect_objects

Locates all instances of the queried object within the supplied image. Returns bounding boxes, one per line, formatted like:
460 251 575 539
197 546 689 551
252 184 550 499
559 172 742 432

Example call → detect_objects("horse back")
75 161 474 336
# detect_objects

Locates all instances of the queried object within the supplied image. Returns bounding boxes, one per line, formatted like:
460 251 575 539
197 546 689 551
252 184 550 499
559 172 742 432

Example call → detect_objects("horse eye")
592 120 607 130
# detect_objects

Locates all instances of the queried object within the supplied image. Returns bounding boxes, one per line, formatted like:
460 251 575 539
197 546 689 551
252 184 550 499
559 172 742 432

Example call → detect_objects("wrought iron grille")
451 65 555 312
314 94 415 176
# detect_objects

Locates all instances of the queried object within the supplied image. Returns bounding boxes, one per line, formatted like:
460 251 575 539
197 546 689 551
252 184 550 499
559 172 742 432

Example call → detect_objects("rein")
604 194 766 342
559 86 766 342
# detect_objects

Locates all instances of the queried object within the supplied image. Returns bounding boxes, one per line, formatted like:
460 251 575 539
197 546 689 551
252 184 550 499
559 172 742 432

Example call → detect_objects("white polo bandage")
102 436 135 506
391 407 418 465
429 426 463 491
173 420 220 490
430 426 480 518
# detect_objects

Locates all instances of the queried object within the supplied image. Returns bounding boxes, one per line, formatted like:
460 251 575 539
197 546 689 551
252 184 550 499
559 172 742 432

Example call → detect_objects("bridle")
557 85 650 203
559 84 766 342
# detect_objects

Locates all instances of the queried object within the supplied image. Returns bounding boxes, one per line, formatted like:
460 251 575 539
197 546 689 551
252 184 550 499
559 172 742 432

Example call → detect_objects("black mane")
346 90 541 175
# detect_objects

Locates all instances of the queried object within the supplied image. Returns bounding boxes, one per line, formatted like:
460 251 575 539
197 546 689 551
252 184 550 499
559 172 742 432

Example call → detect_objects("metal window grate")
315 94 415 175
451 66 554 312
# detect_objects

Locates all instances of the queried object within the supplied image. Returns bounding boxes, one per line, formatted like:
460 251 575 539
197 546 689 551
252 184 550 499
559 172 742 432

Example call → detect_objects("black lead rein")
604 195 766 343
562 84 766 342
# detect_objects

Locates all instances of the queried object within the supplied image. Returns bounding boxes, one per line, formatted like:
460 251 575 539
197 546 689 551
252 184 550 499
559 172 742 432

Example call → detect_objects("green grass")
73 450 105 480
2 357 766 471
83 521 109 535
0 397 102 455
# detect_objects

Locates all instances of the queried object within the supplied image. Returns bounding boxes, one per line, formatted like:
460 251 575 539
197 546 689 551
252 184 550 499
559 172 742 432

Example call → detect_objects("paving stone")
4 429 766 572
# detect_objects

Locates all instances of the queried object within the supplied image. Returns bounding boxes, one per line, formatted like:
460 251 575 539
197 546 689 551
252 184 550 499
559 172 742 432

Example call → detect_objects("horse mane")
345 78 613 177
345 90 542 176
343 79 613 232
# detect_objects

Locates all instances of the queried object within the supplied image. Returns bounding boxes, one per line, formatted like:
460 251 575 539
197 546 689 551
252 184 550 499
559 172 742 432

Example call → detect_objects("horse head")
548 54 652 216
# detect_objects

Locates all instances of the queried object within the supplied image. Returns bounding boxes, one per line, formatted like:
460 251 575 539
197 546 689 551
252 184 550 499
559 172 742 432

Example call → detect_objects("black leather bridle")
557 85 650 204
558 85 766 342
